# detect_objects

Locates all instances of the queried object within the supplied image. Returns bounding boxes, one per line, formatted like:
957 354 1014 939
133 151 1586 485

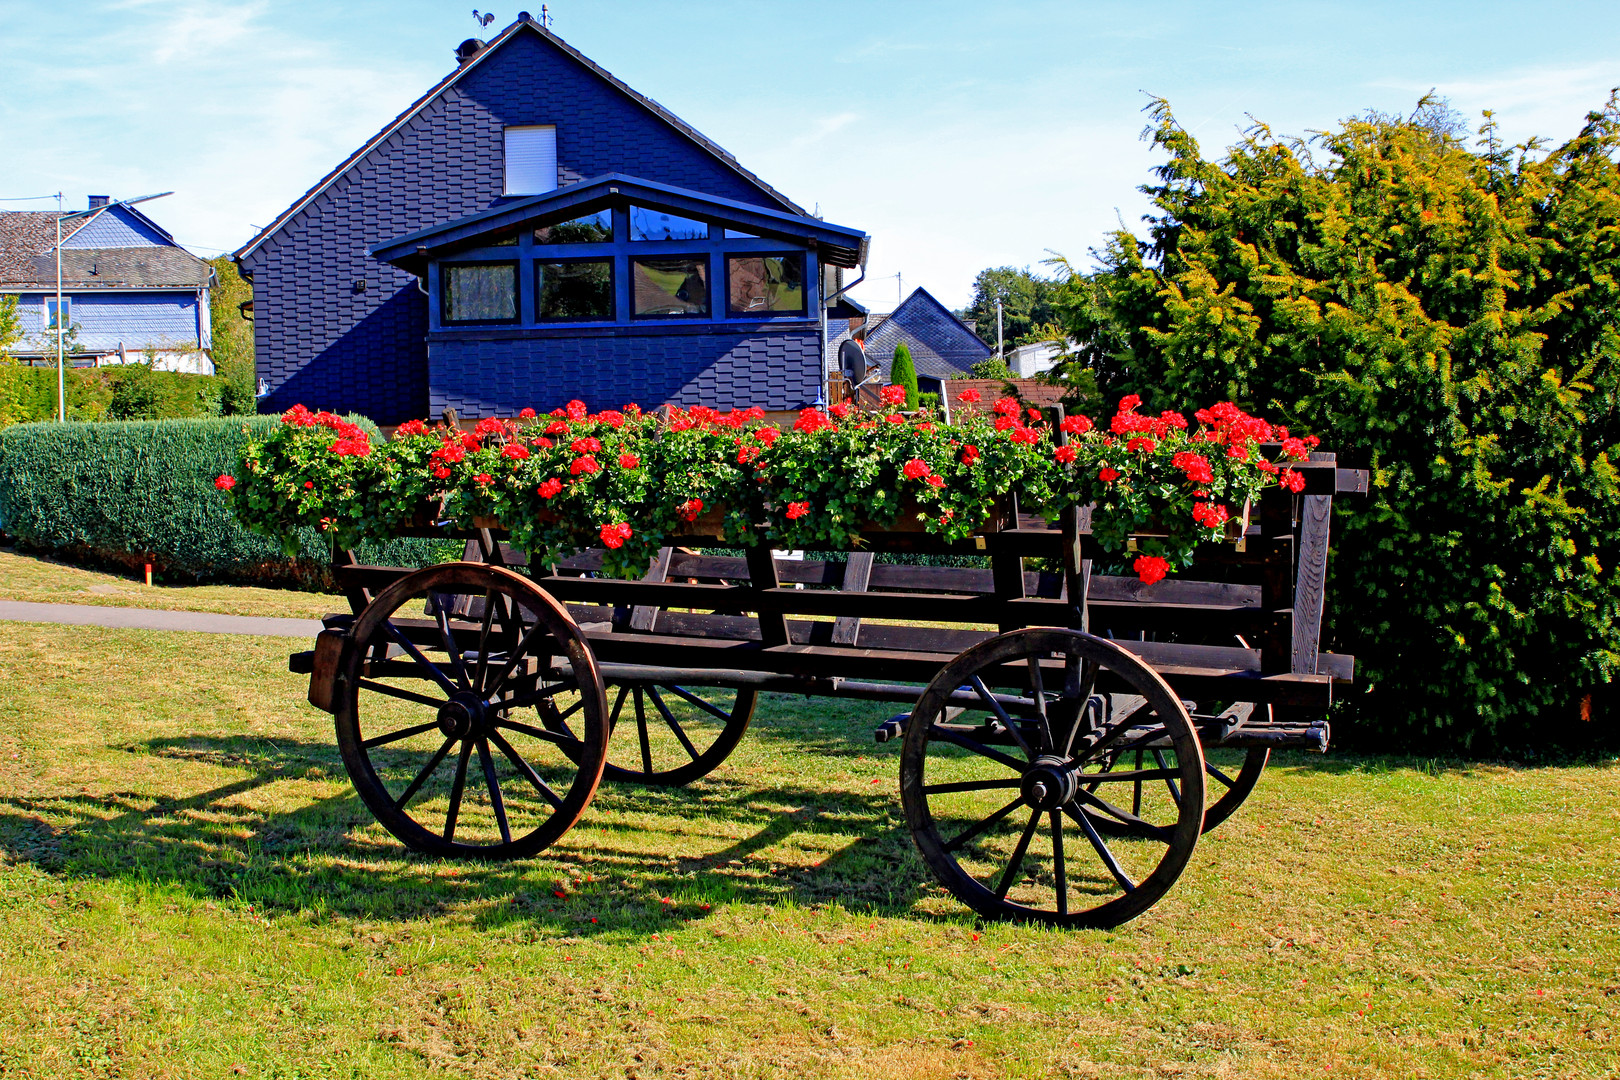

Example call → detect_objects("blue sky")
3 1 1618 311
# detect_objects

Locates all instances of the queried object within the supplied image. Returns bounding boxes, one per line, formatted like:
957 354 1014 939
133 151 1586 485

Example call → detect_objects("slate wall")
241 29 795 425
429 327 823 418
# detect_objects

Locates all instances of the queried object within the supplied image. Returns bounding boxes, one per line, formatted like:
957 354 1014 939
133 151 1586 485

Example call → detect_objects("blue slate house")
234 15 868 424
826 286 993 393
0 198 213 372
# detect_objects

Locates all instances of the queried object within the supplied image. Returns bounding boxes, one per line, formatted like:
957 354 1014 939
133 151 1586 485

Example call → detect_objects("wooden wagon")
292 449 1366 928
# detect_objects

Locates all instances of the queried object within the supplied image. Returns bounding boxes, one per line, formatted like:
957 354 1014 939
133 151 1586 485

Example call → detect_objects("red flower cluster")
1280 468 1306 493
570 455 600 476
1059 414 1093 434
957 389 982 405
902 458 931 480
473 472 493 485
786 500 810 519
474 417 507 438
537 478 563 499
1053 444 1077 464
546 420 570 435
394 419 429 438
501 443 529 460
1193 401 1275 445
1098 466 1121 483
570 436 602 453
737 444 761 465
879 384 907 406
597 409 624 429
754 426 780 446
599 522 633 549
1134 554 1170 585
519 407 537 419
565 400 588 421
214 474 235 491
793 407 836 434
618 453 640 469
1171 451 1215 484
1191 501 1230 528
676 498 704 522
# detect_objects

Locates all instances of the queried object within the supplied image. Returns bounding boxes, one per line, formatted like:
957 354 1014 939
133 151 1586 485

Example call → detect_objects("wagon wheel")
900 628 1205 928
592 682 757 786
334 562 608 860
1082 711 1269 836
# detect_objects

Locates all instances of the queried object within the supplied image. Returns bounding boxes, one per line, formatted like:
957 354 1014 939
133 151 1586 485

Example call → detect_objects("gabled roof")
865 287 993 378
0 213 92 281
234 16 805 263
370 174 867 272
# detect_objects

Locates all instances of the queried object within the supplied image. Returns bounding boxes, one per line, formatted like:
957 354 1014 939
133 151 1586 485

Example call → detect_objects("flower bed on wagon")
221 388 1317 582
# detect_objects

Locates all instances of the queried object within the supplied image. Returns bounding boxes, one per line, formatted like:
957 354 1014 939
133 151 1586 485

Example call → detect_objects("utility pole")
55 192 64 422
994 297 1004 364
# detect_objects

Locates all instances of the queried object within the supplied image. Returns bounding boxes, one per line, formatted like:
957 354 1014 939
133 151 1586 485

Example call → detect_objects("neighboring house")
235 14 868 424
825 286 994 395
0 197 214 373
1009 338 1074 378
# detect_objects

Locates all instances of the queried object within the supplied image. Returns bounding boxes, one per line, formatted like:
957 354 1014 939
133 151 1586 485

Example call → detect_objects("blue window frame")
536 257 615 321
726 253 805 317
632 256 709 318
441 262 520 325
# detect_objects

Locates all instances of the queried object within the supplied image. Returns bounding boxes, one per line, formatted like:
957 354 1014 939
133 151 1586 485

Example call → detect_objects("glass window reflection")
629 206 708 241
632 257 708 317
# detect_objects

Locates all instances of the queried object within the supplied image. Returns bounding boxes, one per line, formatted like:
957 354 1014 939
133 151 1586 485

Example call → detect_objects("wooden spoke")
1072 787 1173 844
361 720 441 750
645 686 700 761
970 675 1034 759
472 588 498 692
497 716 582 747
384 623 459 696
606 684 630 735
1207 762 1237 788
485 616 552 698
1026 656 1054 752
488 729 565 810
928 723 1027 774
1077 767 1184 785
634 688 652 775
476 737 512 845
994 809 1043 899
395 736 456 810
1066 804 1137 893
443 738 474 841
356 680 447 710
922 777 1023 796
662 683 735 723
1133 748 1143 816
1152 748 1182 804
489 679 578 713
433 603 472 689
943 796 1025 853
1051 809 1068 917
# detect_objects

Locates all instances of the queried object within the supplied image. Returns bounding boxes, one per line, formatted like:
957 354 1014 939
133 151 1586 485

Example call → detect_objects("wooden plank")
629 546 673 632
831 551 873 645
1291 494 1333 675
746 546 790 646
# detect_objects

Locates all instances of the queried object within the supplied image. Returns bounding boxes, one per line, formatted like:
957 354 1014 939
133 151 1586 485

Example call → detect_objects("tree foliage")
208 256 257 415
965 266 1063 348
890 341 919 409
1050 94 1620 750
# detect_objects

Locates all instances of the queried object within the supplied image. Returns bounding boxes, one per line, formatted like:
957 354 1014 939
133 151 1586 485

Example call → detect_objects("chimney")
455 38 486 65
88 195 110 209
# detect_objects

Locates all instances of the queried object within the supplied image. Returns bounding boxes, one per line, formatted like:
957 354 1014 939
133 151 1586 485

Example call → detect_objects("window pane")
727 255 804 315
629 206 708 241
537 260 614 321
632 257 708 317
442 263 518 323
534 211 612 244
504 125 557 195
723 228 759 239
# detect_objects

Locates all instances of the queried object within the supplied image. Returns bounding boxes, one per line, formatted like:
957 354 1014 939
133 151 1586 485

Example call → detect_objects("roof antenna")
471 9 496 36
538 4 552 27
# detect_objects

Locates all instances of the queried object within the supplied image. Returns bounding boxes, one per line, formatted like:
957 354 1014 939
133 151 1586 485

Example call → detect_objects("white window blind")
504 125 558 195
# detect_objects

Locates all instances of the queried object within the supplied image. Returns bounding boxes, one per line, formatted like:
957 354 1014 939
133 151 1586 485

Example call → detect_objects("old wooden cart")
292 451 1365 928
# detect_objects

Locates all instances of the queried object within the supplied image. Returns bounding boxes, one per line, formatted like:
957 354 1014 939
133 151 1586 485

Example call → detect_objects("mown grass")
0 548 341 619
0 620 1616 1078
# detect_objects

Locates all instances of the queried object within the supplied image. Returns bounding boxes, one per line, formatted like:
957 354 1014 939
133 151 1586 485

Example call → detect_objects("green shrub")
0 417 451 588
0 364 246 426
967 358 1014 380
1054 95 1620 752
890 341 919 410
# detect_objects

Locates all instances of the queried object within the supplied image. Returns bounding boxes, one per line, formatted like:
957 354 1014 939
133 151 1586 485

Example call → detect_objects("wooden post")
831 551 875 646
746 545 790 647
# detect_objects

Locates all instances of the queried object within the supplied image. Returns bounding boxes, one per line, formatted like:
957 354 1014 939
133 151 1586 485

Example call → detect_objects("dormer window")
503 126 557 196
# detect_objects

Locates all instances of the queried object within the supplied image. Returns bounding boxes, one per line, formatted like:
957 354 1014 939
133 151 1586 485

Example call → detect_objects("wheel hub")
436 694 486 738
1022 754 1079 810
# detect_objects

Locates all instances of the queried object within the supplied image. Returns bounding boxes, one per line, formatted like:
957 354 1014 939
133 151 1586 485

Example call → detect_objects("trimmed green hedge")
0 417 452 587
0 363 251 426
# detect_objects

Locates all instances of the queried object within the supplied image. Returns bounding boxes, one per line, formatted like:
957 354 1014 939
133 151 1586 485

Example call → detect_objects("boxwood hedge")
0 416 451 587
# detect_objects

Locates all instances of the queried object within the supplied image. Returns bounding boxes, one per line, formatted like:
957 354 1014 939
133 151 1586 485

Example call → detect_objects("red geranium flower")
433 466 451 480
1125 436 1157 454
885 414 906 424
880 385 907 406
1098 466 1120 482
1009 425 1039 445
992 396 1019 416
570 436 602 453
545 420 569 435
902 458 930 480
473 473 493 484
1134 554 1169 585
214 474 235 490
394 419 429 437
785 500 810 519
618 453 640 469
599 522 633 549
737 445 761 465
754 426 780 445
570 455 600 476
1280 468 1306 493
565 400 588 420
993 415 1015 431
829 402 853 419
537 478 563 498
676 498 703 522
960 444 980 465
597 409 625 429
1118 394 1141 412
1060 414 1092 434
501 443 530 460
957 389 982 405
1053 444 1077 464
518 407 537 419
925 474 945 488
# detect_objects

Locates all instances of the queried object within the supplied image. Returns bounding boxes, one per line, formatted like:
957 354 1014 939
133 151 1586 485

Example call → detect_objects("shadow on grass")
0 732 939 934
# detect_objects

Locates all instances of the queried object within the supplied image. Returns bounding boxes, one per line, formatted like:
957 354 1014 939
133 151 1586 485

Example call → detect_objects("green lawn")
0 548 342 619
0 620 1616 1078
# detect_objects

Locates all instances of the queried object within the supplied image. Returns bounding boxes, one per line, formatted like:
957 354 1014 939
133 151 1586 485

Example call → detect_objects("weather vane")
471 9 495 32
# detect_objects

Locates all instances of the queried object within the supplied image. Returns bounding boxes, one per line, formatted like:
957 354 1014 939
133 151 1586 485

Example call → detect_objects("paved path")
0 600 323 638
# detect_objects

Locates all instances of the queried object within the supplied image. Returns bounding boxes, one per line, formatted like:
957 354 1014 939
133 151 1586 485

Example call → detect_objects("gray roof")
0 212 90 281
864 287 992 379
0 209 208 290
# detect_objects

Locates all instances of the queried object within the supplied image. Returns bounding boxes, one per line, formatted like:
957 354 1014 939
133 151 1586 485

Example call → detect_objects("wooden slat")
1291 494 1333 675
629 546 673 631
747 546 789 647
832 552 873 645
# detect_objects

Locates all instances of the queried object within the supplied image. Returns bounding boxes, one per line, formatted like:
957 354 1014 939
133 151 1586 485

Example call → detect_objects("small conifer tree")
890 341 919 409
